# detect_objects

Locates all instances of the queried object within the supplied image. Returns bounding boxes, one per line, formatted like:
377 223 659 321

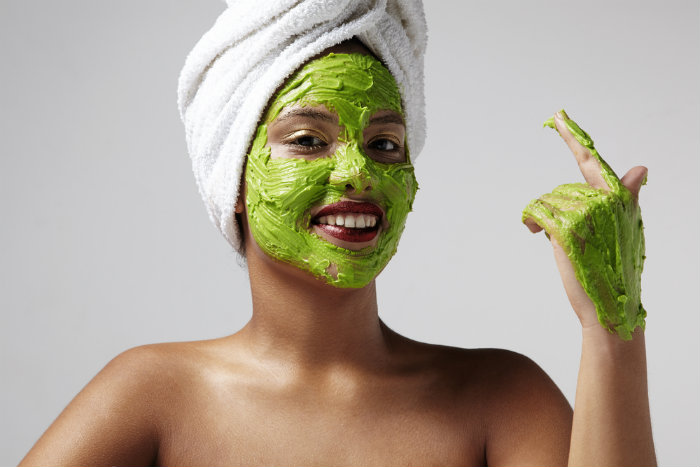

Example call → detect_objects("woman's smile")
244 53 417 287
310 200 384 248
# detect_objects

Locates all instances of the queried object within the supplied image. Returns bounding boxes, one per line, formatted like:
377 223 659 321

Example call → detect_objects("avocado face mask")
245 53 417 288
522 110 646 340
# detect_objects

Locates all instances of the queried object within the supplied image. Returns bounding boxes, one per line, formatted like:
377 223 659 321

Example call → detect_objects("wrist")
581 323 647 361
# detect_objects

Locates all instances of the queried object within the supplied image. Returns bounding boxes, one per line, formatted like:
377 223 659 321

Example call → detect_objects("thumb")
620 166 648 201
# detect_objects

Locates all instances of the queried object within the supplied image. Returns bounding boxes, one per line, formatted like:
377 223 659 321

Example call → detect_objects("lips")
315 201 383 218
312 201 383 243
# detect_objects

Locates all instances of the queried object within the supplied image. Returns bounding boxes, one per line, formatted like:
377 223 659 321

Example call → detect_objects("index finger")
547 110 622 193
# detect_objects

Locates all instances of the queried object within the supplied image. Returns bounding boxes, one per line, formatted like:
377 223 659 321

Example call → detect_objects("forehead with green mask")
244 53 418 288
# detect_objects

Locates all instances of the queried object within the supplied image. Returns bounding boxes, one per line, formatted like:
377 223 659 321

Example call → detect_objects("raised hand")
522 110 647 340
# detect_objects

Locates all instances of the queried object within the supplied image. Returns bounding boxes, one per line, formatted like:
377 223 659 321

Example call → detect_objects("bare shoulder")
410 343 573 466
467 347 573 466
80 340 216 401
19 340 221 467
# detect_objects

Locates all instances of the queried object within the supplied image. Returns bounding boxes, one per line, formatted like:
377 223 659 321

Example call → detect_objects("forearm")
568 324 656 467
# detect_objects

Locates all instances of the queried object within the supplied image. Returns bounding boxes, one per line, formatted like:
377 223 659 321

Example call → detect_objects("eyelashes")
281 131 404 163
293 135 327 149
284 131 328 152
368 137 401 152
367 135 404 163
285 134 401 151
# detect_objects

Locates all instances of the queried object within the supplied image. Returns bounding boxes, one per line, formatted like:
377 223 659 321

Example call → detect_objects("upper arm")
482 350 573 467
19 346 167 467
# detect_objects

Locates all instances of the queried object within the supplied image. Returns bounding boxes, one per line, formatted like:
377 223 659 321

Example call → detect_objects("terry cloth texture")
178 0 427 257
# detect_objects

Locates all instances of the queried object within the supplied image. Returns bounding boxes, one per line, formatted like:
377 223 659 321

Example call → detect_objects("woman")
20 1 655 465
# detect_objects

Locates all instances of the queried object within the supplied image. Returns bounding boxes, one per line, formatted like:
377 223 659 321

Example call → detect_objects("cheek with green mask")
245 53 418 288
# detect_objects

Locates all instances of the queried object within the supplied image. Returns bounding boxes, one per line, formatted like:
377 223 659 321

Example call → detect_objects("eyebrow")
274 108 337 124
273 108 405 126
369 113 405 126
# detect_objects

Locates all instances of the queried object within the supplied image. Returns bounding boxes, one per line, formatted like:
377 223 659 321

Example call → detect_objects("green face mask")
244 53 418 288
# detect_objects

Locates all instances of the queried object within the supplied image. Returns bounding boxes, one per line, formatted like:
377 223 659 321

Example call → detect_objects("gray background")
1 0 698 465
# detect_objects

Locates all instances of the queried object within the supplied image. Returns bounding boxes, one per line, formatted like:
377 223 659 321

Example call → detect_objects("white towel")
177 0 427 257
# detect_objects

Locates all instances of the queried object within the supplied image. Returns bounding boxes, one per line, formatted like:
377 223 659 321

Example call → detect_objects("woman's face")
244 53 417 288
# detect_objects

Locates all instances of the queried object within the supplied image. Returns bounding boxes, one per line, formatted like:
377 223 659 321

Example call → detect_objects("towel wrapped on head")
177 0 427 257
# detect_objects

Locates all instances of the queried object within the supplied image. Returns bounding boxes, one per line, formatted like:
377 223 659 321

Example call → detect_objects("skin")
524 111 656 466
20 44 654 466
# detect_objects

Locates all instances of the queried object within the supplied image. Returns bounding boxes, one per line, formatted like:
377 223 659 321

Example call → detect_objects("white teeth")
317 213 379 228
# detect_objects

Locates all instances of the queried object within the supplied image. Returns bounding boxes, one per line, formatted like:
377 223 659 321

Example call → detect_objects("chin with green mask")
244 53 418 288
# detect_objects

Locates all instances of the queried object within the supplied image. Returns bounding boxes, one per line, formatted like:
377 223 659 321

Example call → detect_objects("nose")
329 143 377 194
345 182 371 193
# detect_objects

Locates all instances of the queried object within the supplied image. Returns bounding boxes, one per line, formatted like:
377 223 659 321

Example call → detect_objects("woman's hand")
522 110 647 340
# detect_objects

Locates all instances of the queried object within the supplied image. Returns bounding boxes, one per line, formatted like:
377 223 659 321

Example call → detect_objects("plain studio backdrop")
1 0 698 465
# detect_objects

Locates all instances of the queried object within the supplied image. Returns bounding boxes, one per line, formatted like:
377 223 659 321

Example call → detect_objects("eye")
292 134 327 148
366 136 404 163
369 138 397 151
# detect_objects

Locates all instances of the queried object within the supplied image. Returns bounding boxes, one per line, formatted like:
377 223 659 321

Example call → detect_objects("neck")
238 247 393 372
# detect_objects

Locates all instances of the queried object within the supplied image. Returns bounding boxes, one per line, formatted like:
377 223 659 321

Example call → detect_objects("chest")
156 385 486 466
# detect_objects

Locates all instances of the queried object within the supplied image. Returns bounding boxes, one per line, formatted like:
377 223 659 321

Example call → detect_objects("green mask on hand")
523 111 646 340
